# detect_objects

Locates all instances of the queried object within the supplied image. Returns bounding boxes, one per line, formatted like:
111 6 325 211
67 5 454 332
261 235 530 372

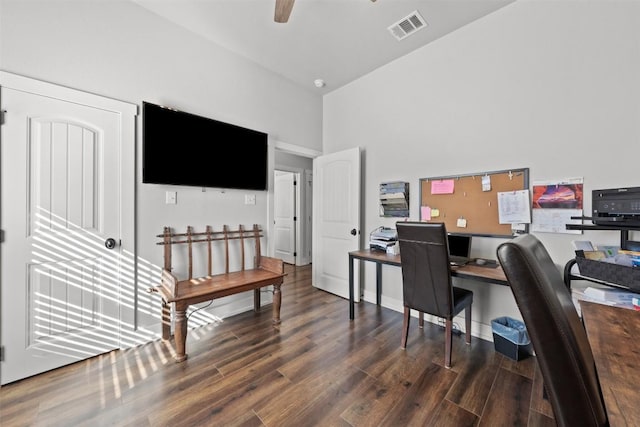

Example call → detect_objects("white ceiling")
134 0 515 93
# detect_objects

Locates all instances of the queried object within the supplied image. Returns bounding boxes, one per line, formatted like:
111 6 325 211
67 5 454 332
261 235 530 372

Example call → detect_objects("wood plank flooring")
0 264 556 426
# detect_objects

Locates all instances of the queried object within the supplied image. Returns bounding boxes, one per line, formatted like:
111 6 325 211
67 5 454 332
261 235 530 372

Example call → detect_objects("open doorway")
272 149 314 266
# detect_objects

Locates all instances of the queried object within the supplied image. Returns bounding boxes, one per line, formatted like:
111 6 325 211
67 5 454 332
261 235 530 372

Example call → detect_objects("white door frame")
302 169 313 265
268 141 320 265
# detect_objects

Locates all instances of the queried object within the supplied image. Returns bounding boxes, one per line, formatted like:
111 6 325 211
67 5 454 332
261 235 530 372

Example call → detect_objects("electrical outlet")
166 191 177 204
245 194 256 205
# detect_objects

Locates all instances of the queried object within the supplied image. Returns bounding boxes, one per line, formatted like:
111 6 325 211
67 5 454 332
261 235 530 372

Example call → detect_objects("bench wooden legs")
161 299 187 362
161 301 171 341
166 283 283 362
254 289 261 312
174 304 189 362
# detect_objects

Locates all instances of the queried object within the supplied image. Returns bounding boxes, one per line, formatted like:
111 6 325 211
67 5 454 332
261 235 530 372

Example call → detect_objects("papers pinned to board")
497 189 531 224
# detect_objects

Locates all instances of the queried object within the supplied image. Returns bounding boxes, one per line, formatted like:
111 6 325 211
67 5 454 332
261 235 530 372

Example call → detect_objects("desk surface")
581 301 640 427
348 249 508 285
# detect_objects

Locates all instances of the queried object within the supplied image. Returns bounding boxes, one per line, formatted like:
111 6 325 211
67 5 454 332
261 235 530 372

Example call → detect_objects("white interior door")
312 147 361 300
0 75 134 384
302 169 313 265
274 171 296 264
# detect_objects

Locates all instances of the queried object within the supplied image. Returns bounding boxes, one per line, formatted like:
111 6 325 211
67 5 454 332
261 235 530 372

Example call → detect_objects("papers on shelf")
380 182 409 217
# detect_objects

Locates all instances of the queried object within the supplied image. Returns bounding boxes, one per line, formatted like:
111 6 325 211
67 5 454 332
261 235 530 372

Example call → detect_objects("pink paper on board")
421 206 432 220
431 179 455 194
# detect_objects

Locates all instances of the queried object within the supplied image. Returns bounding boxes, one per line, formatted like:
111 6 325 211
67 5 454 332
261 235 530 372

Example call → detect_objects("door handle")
350 228 357 236
105 238 117 250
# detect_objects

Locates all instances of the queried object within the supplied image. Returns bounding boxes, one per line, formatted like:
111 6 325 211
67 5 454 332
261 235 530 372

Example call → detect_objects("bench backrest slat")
239 224 245 271
223 225 230 274
163 226 172 271
206 225 213 276
159 225 264 279
187 226 193 280
253 224 261 269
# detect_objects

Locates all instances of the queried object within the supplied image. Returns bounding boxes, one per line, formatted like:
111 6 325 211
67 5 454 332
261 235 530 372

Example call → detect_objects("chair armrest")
259 256 285 275
160 268 179 297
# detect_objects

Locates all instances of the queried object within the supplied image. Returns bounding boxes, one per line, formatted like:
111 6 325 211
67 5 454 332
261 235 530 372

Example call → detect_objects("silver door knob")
105 238 117 249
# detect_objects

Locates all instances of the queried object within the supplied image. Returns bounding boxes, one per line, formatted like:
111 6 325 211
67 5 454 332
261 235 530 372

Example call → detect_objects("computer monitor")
448 234 472 264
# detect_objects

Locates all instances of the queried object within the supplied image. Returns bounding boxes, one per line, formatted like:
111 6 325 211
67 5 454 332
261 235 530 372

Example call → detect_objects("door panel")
1 85 122 384
312 147 361 300
274 171 296 264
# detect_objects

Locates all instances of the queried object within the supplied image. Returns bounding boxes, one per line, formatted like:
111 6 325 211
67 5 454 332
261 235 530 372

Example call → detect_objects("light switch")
245 194 256 205
166 191 177 204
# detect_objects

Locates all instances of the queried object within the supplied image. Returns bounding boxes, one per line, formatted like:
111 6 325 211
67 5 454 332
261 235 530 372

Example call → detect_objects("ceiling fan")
274 0 295 23
274 0 377 23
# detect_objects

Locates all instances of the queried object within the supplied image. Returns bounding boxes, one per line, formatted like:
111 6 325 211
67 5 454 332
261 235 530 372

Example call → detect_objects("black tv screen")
142 101 268 190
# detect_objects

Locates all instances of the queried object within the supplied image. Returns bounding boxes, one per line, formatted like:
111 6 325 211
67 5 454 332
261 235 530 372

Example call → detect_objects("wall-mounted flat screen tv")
142 101 268 190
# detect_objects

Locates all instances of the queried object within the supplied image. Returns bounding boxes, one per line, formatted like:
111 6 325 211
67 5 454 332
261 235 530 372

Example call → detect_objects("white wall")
0 0 322 339
275 151 314 171
324 0 640 340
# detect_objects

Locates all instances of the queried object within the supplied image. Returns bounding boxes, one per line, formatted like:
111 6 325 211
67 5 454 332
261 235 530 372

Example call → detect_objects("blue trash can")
491 316 531 361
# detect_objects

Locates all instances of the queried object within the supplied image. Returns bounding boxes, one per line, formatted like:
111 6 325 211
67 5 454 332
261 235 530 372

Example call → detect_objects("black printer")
592 186 640 227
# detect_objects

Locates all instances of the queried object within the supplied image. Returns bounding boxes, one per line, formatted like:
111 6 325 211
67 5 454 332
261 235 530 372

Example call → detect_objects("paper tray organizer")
575 257 640 292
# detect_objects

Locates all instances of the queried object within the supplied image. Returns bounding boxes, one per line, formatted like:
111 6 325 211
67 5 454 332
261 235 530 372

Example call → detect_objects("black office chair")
496 234 608 427
396 222 473 369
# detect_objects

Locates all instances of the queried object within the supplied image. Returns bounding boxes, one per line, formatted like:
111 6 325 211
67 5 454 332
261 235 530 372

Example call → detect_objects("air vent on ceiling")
388 11 427 41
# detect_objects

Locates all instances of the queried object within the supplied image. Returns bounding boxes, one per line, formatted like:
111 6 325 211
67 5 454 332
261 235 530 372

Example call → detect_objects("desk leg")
349 255 355 320
376 263 382 306
349 254 355 320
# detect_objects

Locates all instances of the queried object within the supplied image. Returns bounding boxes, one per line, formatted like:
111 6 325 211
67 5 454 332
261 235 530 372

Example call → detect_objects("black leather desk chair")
497 234 608 427
396 222 473 369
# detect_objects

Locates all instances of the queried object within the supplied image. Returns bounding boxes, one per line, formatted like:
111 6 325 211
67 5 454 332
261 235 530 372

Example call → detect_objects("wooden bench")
149 224 285 362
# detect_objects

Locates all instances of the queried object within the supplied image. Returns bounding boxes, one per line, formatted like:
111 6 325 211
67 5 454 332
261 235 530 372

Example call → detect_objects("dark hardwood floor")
0 264 556 426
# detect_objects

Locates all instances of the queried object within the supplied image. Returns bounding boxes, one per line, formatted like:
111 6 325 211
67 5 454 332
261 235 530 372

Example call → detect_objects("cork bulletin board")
419 168 529 237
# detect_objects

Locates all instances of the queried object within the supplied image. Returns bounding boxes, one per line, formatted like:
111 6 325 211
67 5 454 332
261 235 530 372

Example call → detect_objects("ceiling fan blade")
274 0 295 23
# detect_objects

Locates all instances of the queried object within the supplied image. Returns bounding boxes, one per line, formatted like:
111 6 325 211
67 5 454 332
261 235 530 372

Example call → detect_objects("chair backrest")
497 234 607 427
396 222 453 318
